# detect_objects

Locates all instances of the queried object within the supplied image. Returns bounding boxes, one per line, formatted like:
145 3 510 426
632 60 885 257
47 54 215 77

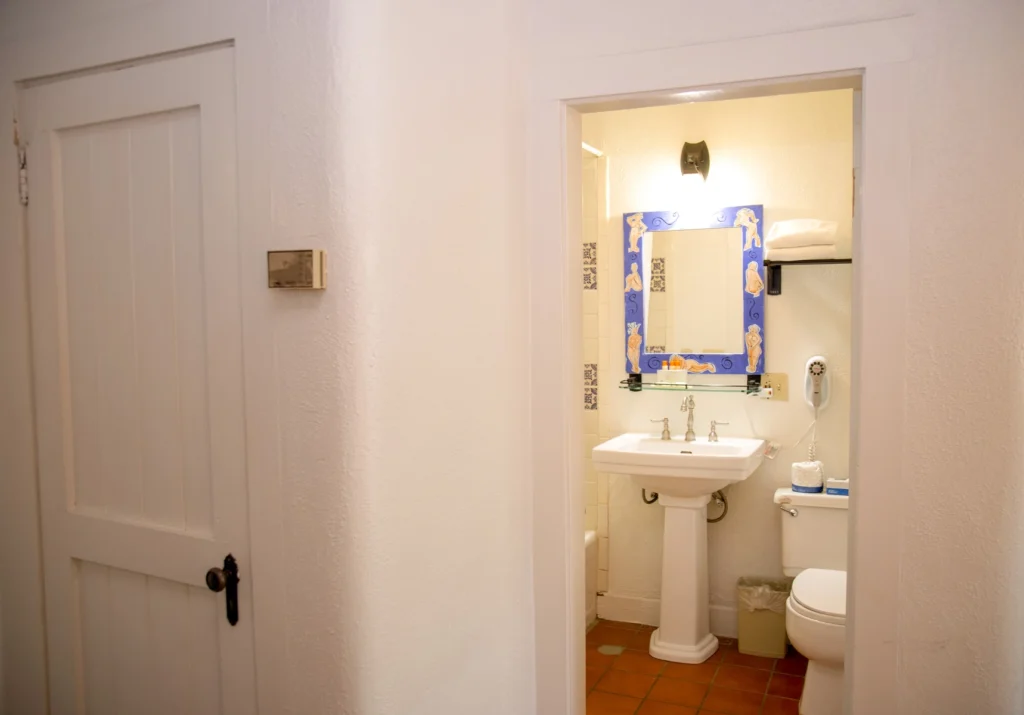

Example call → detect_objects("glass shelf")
618 379 761 394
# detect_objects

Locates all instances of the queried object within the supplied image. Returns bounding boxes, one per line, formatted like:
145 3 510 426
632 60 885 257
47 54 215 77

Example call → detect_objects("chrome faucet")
680 395 696 442
708 420 730 442
650 417 671 441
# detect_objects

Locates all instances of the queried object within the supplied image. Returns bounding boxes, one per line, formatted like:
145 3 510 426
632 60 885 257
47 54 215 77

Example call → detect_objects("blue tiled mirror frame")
622 205 765 376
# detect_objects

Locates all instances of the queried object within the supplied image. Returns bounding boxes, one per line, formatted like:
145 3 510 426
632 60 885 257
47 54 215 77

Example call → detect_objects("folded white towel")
765 219 838 250
766 244 838 262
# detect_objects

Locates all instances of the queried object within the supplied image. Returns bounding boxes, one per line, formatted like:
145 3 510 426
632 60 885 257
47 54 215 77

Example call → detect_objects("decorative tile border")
583 242 598 290
584 362 599 410
650 257 666 292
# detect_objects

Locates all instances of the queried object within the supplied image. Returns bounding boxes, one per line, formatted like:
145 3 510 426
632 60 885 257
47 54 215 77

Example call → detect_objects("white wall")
583 92 853 631
528 0 914 63
895 3 1024 711
330 2 534 712
0 1 534 713
531 1 1024 713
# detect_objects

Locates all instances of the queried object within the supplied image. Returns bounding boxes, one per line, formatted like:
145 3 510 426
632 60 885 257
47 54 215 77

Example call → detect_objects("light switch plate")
267 249 326 289
761 372 789 401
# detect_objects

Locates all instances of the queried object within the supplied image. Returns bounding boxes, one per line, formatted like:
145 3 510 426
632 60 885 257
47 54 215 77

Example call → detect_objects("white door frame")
528 17 914 715
0 2 288 711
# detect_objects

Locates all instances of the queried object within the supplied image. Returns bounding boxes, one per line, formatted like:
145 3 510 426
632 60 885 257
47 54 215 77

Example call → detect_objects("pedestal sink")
592 432 765 663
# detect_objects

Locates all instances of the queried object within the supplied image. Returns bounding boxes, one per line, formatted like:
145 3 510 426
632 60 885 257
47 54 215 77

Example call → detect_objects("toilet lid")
791 568 846 623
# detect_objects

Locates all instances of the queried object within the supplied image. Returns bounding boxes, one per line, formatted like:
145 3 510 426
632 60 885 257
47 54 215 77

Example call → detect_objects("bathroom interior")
580 85 857 715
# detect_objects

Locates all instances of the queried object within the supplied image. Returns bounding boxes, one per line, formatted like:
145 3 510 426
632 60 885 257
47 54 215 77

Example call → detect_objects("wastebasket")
736 576 793 658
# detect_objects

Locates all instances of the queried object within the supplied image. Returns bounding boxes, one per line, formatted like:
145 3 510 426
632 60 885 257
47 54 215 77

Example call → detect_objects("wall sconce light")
680 141 710 180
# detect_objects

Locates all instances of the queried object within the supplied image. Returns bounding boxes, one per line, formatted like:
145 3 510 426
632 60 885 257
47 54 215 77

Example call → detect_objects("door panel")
23 47 255 714
77 560 221 715
59 107 213 536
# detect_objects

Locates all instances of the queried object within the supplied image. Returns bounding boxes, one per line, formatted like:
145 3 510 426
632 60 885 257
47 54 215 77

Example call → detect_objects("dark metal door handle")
206 554 239 626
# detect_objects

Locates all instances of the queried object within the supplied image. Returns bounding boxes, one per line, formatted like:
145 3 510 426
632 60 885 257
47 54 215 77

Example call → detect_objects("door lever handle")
206 554 239 626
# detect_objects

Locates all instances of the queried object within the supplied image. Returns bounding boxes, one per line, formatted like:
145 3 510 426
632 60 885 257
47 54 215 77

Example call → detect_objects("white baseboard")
710 604 738 639
596 592 660 626
596 593 738 639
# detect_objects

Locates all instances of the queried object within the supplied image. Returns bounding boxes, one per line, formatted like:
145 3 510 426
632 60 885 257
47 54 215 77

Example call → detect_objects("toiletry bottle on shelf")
657 361 670 383
668 355 687 385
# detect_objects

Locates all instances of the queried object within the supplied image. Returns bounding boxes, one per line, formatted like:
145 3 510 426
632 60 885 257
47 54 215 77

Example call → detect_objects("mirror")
623 206 766 375
643 228 743 355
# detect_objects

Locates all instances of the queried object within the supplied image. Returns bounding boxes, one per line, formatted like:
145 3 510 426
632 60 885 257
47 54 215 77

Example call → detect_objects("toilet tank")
774 488 848 576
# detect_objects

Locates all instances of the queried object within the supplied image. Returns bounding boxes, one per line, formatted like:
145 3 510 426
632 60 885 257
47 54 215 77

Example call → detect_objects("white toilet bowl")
785 568 846 715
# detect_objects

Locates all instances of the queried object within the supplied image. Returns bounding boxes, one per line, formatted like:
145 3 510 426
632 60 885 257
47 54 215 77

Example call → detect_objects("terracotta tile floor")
586 620 806 715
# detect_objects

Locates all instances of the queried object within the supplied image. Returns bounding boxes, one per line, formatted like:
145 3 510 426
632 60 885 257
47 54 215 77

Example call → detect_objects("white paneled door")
21 47 258 714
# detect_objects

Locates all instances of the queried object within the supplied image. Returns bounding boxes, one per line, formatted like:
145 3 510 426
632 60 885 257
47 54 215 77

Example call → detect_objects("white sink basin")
592 431 767 664
592 433 765 498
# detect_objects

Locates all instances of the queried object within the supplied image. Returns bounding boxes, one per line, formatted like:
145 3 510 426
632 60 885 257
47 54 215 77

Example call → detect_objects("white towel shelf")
764 258 852 295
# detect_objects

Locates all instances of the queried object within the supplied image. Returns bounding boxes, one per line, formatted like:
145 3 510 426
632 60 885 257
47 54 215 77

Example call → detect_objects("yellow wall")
581 90 854 631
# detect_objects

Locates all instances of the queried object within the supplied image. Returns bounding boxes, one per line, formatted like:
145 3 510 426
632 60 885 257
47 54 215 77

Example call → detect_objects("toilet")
774 488 848 715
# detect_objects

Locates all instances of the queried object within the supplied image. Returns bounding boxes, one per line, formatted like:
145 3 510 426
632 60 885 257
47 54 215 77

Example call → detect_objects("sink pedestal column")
648 494 719 664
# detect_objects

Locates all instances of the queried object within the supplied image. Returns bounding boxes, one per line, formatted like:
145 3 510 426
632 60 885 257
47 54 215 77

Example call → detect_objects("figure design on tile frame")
735 207 761 250
745 324 763 373
745 260 765 297
626 213 647 252
626 322 643 374
680 357 717 374
624 262 643 292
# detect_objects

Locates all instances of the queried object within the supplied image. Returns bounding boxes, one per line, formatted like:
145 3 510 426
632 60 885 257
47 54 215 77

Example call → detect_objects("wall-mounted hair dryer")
804 356 830 412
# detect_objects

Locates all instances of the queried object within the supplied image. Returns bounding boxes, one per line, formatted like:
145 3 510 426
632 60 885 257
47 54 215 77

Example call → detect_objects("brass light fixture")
680 141 710 180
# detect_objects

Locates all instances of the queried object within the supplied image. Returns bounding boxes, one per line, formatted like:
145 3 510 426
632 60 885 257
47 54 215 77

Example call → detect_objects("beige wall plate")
761 372 789 401
267 249 326 289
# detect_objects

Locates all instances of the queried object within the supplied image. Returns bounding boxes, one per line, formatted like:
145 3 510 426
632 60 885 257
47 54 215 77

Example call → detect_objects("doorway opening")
571 74 862 714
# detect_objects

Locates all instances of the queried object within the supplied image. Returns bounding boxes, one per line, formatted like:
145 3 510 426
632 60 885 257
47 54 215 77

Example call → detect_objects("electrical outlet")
761 372 789 401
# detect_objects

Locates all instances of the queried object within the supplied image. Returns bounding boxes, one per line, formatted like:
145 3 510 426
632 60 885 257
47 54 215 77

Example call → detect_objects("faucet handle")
708 419 730 442
650 417 671 440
